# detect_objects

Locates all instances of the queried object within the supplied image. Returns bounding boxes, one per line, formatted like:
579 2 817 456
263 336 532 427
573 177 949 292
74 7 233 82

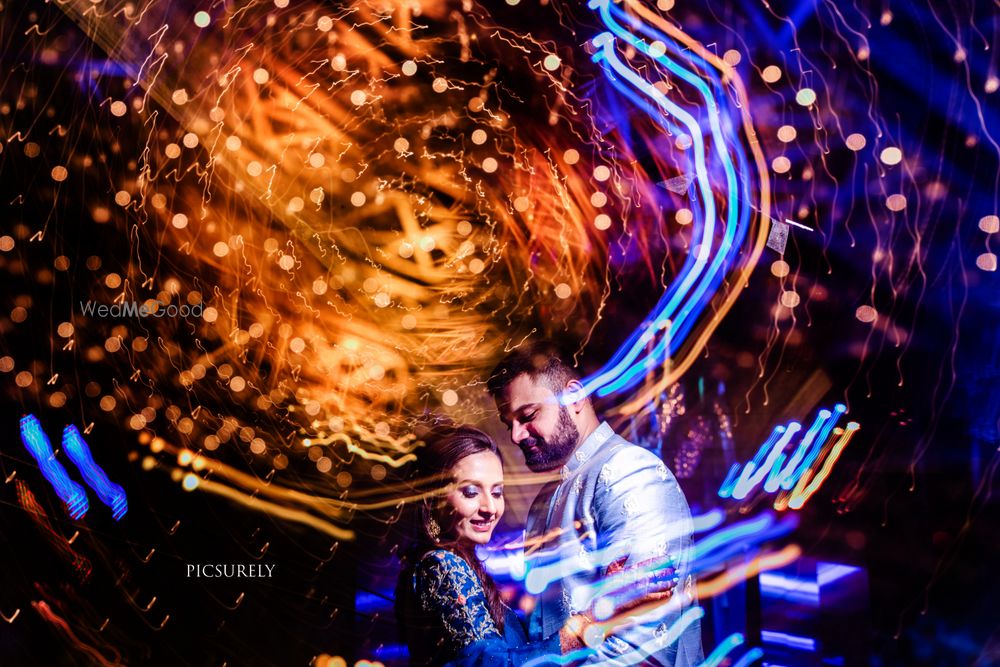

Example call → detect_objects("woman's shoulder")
417 547 466 567
415 548 475 577
413 549 484 595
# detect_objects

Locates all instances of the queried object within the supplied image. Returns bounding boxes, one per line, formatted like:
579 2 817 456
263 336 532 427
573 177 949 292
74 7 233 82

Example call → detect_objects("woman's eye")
492 489 504 499
461 487 479 499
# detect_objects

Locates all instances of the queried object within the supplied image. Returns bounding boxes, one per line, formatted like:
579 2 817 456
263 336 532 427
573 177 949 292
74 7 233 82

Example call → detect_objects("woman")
394 424 592 666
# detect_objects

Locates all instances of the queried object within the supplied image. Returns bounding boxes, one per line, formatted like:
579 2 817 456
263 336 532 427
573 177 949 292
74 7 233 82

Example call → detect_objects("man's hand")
558 557 680 654
602 556 679 616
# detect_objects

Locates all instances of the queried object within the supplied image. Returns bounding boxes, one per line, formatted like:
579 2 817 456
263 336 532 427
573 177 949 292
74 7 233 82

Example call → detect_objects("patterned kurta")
400 549 560 666
525 422 704 666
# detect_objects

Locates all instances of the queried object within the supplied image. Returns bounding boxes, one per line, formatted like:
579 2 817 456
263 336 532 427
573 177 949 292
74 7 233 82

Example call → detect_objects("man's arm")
584 446 703 666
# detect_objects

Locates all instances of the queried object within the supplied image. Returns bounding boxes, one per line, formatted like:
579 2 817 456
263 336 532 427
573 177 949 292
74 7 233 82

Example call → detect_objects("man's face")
496 373 580 472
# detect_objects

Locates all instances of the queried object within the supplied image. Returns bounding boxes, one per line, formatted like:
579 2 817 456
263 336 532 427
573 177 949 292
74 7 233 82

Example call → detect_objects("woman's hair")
398 422 508 631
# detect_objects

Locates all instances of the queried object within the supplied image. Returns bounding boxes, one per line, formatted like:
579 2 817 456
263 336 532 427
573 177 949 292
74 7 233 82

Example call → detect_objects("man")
488 341 704 666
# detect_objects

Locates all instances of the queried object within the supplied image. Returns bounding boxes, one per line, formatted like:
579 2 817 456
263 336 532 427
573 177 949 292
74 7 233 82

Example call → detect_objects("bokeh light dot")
880 147 903 165
846 133 867 151
886 194 907 211
976 253 997 271
978 215 999 233
761 65 782 83
777 125 797 143
795 88 817 106
780 291 801 308
856 305 878 323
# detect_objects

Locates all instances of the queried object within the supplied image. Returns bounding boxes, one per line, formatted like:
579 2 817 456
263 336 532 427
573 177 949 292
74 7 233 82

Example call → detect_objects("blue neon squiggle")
721 405 852 502
732 424 801 500
572 0 756 400
701 632 745 667
731 647 765 667
63 425 128 521
19 415 89 519
777 403 847 489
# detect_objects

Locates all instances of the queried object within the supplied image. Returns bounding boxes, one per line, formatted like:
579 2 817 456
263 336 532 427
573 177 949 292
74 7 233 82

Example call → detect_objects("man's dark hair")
487 340 581 399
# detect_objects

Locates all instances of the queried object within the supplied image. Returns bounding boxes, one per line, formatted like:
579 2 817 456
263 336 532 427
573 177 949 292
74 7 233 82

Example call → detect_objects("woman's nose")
481 495 497 516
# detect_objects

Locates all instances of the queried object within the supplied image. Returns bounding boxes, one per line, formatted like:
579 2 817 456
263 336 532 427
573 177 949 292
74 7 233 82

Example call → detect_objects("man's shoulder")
586 433 664 473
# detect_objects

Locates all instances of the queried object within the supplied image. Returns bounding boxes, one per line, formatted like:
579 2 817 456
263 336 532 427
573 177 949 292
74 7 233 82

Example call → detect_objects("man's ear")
564 379 586 414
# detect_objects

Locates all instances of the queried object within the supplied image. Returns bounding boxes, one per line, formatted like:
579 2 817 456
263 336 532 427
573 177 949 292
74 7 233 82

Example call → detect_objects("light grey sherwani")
525 422 703 666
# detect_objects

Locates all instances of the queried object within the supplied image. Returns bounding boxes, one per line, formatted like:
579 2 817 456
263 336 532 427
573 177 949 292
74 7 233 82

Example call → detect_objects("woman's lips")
469 519 495 533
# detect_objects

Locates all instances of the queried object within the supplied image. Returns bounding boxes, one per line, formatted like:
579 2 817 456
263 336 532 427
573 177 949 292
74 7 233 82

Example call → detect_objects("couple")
395 342 704 666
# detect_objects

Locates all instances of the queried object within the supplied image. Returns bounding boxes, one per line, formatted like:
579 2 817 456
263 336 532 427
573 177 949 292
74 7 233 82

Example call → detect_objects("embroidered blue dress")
398 549 560 666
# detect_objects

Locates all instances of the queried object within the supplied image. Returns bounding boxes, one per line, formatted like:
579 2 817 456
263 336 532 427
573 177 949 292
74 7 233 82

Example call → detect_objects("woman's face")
441 450 505 546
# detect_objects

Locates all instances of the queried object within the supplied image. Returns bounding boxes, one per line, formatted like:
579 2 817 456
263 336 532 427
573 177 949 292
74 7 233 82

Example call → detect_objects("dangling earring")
425 517 441 542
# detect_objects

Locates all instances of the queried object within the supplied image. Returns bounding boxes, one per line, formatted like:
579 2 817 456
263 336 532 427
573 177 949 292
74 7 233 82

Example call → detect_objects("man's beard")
519 406 580 472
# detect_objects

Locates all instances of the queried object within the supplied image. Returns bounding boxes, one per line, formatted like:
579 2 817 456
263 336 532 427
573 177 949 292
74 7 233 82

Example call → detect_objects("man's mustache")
518 437 544 451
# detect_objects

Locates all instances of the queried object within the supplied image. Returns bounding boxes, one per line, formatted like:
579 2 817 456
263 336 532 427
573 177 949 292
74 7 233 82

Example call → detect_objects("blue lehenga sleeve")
414 549 561 667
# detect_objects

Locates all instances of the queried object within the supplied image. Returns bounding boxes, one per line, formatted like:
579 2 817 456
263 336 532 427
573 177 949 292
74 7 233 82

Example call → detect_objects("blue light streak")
62 425 128 520
525 510 726 596
761 629 817 652
571 0 757 400
701 632 745 667
732 648 765 667
720 405 853 505
19 415 89 520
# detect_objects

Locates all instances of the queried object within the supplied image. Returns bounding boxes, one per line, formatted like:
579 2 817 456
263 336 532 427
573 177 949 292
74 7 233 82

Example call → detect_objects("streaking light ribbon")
62 425 128 521
19 415 89 520
701 633 745 667
718 405 860 510
572 0 768 409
